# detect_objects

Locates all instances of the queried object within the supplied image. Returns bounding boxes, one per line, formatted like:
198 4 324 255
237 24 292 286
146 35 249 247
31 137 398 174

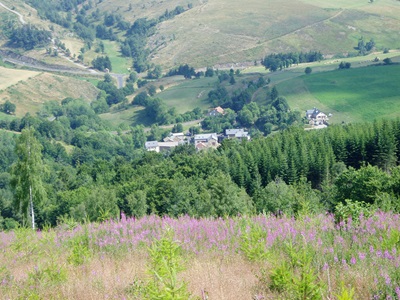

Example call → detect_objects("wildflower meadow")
1 212 399 299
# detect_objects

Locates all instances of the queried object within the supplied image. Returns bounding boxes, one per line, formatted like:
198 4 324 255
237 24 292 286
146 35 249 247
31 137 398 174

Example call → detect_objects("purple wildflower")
358 252 366 261
395 286 400 299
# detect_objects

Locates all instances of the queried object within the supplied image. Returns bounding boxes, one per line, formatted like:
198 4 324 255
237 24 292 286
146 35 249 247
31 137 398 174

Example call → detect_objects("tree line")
5 24 51 50
261 51 323 72
2 100 400 229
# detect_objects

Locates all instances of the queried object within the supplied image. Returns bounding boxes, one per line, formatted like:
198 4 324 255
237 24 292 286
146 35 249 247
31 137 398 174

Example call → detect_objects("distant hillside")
81 0 400 68
2 0 400 70
0 72 99 117
1 0 400 124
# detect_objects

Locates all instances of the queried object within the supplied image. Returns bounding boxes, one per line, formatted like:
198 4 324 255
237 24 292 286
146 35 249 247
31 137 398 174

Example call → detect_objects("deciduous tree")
10 128 46 229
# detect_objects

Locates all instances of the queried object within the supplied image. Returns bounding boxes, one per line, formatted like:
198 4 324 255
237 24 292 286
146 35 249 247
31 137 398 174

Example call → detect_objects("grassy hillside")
1 0 400 125
148 0 400 68
100 106 152 128
278 63 400 124
99 72 273 128
0 66 39 90
156 76 215 113
2 0 400 70
100 76 216 128
69 0 400 69
0 73 99 117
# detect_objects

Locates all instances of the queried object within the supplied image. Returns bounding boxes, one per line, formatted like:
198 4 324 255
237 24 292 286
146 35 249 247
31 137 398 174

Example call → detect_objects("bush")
334 199 373 224
383 58 392 65
141 229 192 299
338 62 351 69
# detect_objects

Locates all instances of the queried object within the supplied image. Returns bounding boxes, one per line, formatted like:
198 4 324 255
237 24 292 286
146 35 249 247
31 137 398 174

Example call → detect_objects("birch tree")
11 128 46 229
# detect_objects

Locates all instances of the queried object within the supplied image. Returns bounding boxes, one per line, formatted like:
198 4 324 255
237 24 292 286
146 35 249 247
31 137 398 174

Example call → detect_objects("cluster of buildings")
144 107 332 152
145 128 250 153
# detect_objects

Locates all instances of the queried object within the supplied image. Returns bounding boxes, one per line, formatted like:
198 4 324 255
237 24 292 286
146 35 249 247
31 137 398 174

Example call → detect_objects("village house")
306 108 329 125
145 140 185 153
159 141 181 152
163 132 186 143
194 133 219 151
224 129 250 141
145 141 159 152
208 106 225 117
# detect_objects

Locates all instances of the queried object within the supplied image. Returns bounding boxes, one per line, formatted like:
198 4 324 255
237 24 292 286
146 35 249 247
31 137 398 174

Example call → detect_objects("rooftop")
145 141 159 148
194 133 218 140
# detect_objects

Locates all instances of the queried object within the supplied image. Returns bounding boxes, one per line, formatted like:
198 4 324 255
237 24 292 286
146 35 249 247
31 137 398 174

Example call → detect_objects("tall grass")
1 212 399 299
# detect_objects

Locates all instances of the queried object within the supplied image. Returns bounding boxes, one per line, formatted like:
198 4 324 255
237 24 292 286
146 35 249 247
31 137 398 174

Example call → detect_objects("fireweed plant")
0 212 399 299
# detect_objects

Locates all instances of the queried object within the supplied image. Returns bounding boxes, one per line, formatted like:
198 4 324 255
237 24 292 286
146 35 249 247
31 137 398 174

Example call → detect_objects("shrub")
240 223 269 261
144 229 192 299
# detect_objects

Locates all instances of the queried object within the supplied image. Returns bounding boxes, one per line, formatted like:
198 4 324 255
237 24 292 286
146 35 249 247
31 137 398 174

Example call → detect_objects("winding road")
0 2 126 88
0 1 26 24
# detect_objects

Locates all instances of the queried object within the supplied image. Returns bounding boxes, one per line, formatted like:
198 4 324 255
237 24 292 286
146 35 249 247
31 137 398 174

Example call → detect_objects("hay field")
0 67 39 90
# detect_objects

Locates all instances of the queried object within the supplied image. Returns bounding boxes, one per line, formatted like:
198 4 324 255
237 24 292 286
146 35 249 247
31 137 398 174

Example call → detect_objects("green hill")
278 63 400 124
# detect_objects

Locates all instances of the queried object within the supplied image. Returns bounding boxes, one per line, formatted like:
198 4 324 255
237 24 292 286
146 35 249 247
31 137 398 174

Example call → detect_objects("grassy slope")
1 0 400 126
0 66 40 90
83 40 133 75
278 63 400 124
100 106 153 128
80 0 400 69
100 76 216 128
0 73 99 117
157 77 216 113
3 0 400 70
92 0 195 21
147 0 400 68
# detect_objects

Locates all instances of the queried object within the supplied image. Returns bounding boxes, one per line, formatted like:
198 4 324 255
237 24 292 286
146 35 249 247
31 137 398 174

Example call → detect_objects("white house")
225 129 250 141
306 108 328 125
163 132 186 143
194 133 219 150
145 141 159 152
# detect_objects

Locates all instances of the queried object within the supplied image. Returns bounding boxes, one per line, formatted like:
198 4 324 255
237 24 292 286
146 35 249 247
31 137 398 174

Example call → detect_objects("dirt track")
0 1 26 24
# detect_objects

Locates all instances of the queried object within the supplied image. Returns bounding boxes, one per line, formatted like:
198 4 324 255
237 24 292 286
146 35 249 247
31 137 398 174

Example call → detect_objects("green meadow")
0 112 16 122
156 77 216 113
279 63 400 124
102 40 132 75
100 106 153 128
